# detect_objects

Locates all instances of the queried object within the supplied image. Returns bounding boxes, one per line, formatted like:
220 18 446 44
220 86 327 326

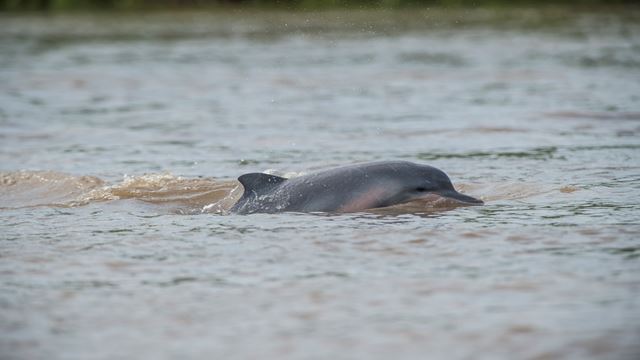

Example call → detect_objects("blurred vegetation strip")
1 0 639 11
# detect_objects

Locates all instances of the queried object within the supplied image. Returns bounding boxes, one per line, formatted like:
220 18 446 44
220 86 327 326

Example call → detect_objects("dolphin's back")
231 162 407 214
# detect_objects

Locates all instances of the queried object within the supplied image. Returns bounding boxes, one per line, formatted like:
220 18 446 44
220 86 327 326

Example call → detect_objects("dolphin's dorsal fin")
237 173 287 196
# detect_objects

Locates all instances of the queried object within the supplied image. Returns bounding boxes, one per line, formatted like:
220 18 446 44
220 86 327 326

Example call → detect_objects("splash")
0 171 111 209
0 171 238 213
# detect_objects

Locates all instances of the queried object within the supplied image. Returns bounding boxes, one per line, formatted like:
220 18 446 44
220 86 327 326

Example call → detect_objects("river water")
1 8 640 360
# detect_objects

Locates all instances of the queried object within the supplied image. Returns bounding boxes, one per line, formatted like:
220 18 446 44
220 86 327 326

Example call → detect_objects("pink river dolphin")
230 161 483 214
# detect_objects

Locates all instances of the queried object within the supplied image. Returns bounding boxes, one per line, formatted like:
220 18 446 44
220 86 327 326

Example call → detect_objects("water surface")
1 8 640 360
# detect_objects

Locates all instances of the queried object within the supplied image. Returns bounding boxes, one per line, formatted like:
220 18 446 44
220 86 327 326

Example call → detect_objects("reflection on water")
1 8 640 360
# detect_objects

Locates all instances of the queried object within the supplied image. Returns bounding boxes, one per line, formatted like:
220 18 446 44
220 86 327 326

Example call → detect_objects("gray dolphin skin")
230 161 483 214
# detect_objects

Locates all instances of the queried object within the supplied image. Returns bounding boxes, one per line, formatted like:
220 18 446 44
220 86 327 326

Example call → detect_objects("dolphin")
230 161 482 214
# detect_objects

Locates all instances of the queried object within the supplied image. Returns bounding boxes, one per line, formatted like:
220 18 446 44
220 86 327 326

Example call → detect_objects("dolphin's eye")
416 187 427 192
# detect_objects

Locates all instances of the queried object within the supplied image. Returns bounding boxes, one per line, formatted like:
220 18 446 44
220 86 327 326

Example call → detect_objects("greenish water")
1 8 640 360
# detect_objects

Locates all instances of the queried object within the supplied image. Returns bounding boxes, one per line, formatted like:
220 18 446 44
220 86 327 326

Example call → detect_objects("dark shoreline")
2 0 639 12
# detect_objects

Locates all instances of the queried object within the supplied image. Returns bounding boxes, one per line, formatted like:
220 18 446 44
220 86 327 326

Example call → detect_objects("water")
1 8 640 360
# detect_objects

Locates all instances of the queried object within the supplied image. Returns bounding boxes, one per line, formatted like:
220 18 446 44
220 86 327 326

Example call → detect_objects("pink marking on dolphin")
230 161 483 215
337 186 391 213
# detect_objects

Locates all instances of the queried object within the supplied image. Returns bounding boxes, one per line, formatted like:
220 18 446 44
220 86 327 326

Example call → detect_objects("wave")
0 171 239 214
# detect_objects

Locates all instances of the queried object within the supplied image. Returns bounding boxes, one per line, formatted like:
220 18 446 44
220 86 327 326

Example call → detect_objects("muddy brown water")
1 8 640 360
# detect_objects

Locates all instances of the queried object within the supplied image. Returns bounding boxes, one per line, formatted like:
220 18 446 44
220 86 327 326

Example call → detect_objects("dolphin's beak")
436 189 484 205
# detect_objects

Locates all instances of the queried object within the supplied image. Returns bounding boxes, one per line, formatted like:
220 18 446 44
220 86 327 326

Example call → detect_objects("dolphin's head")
374 162 483 206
